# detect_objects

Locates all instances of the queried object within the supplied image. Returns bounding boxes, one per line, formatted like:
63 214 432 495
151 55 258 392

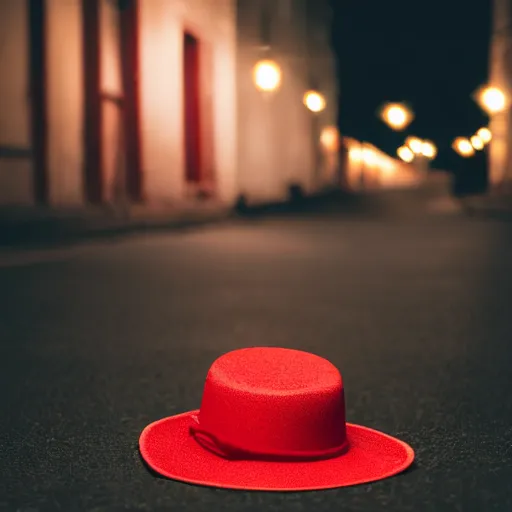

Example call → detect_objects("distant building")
236 0 339 205
0 0 339 209
488 0 512 190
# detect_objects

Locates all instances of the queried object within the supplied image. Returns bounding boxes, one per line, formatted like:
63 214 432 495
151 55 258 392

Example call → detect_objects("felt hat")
139 347 414 491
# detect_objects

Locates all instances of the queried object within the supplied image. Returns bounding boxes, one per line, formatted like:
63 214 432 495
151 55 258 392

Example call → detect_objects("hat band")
189 415 349 462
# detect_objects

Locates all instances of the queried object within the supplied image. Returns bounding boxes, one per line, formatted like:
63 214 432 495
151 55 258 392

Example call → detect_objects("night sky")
330 0 492 176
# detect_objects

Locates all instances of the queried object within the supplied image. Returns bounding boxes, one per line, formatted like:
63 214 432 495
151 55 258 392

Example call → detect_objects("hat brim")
139 410 414 491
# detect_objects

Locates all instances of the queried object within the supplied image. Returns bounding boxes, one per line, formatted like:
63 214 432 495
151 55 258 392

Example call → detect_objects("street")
1 201 512 511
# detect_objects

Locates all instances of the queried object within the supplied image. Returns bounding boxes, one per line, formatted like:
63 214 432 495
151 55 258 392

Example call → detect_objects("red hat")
139 347 414 491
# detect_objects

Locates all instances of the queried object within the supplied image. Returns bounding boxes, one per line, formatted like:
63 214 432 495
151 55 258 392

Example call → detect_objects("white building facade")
236 0 339 205
488 0 512 190
0 0 338 209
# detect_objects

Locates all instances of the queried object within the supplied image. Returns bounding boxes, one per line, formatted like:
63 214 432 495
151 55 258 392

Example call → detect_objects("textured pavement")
1 200 512 511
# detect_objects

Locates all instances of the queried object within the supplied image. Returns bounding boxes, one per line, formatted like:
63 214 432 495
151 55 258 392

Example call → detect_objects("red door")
184 32 202 183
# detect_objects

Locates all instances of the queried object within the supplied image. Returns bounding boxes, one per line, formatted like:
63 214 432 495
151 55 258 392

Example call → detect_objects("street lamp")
303 90 326 113
379 102 414 131
470 135 484 151
253 60 282 92
397 145 414 163
405 136 423 155
477 127 492 144
452 137 475 157
420 140 437 159
476 85 508 115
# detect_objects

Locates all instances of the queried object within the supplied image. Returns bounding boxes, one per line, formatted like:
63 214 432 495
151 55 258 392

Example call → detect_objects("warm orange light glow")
253 60 282 92
477 127 492 144
452 137 475 157
470 135 484 150
380 157 395 175
405 136 423 154
421 140 437 159
477 86 507 114
362 148 377 165
303 90 326 112
397 145 414 163
320 126 340 152
349 147 363 162
380 103 413 131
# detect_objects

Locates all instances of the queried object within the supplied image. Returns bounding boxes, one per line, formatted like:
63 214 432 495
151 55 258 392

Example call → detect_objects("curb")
0 208 234 250
459 196 512 221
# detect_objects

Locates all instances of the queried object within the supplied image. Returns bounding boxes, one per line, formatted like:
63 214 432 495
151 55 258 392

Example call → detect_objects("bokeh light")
405 136 423 155
304 90 326 113
421 141 437 159
477 127 492 144
253 60 282 92
470 135 484 151
397 145 414 163
477 86 507 115
380 103 414 131
452 137 475 157
320 126 340 152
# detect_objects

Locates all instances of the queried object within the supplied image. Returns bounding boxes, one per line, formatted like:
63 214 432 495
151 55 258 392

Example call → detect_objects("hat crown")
194 347 347 460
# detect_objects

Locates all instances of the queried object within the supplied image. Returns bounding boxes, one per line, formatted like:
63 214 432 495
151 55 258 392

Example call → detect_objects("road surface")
1 202 512 511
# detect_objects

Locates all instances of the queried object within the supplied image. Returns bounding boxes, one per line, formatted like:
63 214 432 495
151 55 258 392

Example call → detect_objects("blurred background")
0 0 506 222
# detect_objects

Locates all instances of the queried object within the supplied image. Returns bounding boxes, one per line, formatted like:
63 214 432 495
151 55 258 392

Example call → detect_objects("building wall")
139 0 237 204
236 0 339 205
0 0 237 208
46 0 84 205
488 0 512 188
343 138 423 192
0 0 33 205
1 0 335 209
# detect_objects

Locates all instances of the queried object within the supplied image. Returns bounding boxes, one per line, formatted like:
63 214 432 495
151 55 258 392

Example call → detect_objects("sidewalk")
460 193 512 220
0 199 231 250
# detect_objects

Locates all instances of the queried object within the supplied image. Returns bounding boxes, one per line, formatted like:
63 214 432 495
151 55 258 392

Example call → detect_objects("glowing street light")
397 145 414 163
379 103 414 131
405 136 423 154
362 147 377 165
253 60 282 92
304 90 326 113
476 85 507 115
320 126 340 152
348 147 362 163
470 135 484 151
452 137 475 157
477 127 492 144
421 140 437 159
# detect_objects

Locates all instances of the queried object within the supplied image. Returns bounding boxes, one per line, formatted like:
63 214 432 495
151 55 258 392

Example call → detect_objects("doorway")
183 32 202 184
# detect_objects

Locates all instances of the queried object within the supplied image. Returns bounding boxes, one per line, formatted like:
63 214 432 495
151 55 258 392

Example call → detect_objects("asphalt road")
1 199 512 511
